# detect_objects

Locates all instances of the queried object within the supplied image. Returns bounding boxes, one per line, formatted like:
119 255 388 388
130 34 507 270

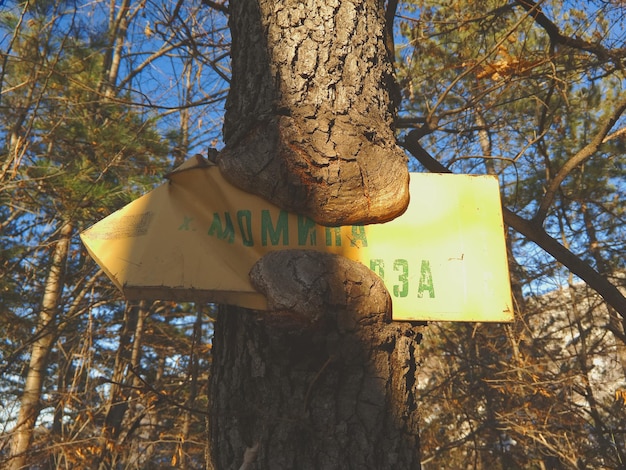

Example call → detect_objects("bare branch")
533 94 626 223
385 0 399 64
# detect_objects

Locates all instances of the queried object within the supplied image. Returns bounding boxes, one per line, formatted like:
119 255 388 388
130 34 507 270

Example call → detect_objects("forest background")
1 0 625 468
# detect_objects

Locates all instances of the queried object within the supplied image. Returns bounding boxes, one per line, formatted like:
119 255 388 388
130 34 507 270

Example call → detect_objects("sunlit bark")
218 0 409 226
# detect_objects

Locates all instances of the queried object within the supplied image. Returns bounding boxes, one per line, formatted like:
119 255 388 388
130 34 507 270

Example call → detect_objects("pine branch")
515 0 626 63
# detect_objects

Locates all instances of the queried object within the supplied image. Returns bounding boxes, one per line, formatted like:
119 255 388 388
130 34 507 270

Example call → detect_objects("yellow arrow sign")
80 156 513 322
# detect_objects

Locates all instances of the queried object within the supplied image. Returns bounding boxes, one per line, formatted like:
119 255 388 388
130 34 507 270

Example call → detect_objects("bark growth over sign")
218 0 409 225
249 250 392 328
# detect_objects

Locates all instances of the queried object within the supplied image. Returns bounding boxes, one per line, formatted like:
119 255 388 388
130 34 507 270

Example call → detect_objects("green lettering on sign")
208 212 235 244
261 210 288 246
350 225 368 247
417 260 435 298
297 215 317 246
370 259 385 279
178 216 193 231
237 210 254 247
325 227 341 246
393 259 409 298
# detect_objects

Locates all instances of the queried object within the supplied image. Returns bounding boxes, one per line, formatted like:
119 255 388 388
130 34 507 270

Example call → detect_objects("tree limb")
384 0 399 64
533 94 626 224
402 130 626 319
201 0 229 14
515 0 626 63
603 126 626 144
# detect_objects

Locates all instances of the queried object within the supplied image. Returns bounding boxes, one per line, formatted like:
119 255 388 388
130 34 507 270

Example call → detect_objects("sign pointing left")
81 156 513 322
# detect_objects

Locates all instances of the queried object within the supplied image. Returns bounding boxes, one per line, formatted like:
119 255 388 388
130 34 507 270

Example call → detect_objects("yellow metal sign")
80 156 513 322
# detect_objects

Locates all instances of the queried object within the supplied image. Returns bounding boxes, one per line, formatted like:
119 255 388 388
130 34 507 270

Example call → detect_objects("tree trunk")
100 0 131 97
10 221 73 470
208 1 421 467
177 305 204 470
209 261 423 469
210 250 421 469
218 0 409 226
581 202 626 380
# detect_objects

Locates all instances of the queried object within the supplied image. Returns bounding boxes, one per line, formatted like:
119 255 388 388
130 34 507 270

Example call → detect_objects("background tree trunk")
96 301 147 469
10 221 73 470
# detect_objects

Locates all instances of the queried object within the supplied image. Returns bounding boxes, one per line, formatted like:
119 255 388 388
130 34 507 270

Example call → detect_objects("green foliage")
2 19 168 220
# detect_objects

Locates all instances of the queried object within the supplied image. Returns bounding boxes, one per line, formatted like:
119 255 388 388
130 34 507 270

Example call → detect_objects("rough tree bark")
210 253 422 469
208 1 421 469
218 0 409 226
